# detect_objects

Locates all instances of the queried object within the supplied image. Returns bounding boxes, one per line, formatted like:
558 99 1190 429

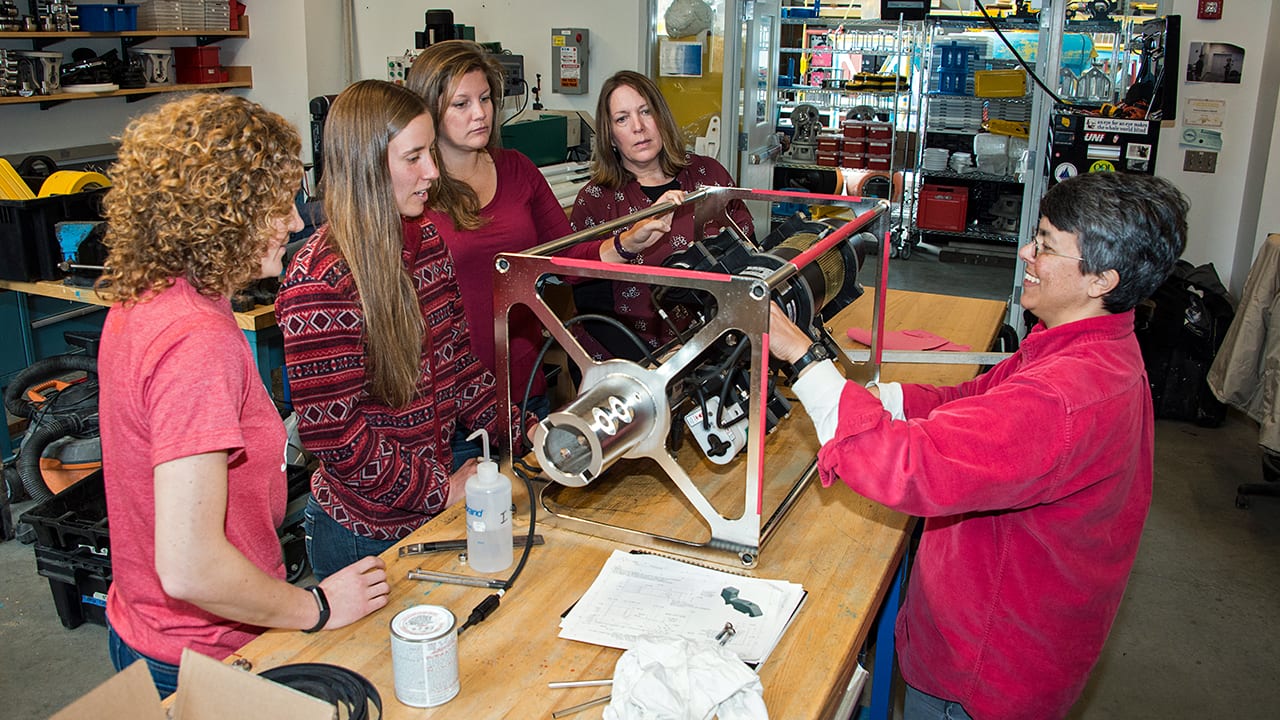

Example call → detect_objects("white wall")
1251 12 1280 275
1154 1 1280 296
349 1 648 117
225 0 310 159
0 0 645 163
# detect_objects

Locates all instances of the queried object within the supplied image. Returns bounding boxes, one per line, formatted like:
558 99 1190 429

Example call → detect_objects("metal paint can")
390 605 460 707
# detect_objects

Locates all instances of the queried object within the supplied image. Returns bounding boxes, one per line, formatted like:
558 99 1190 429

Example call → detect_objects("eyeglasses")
1030 237 1085 262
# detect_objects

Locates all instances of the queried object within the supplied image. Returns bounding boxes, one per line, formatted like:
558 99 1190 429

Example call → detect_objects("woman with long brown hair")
275 79 532 581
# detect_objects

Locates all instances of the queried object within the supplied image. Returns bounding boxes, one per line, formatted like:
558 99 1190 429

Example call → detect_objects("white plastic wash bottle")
464 429 513 572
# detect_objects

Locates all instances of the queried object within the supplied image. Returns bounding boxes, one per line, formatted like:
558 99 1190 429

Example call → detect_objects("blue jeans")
108 622 179 699
450 394 551 470
304 495 396 582
904 683 973 720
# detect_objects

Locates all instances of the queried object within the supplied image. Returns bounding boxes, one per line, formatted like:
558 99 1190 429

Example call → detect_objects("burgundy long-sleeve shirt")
566 152 753 354
425 148 571 399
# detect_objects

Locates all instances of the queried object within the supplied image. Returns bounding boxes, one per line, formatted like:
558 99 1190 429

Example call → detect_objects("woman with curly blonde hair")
276 80 535 581
97 93 389 697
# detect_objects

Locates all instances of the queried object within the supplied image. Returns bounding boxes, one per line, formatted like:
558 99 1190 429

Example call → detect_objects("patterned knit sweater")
277 217 525 541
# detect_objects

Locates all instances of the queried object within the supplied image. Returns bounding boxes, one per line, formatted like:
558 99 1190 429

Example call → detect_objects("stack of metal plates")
204 0 230 31
136 0 184 30
179 0 205 30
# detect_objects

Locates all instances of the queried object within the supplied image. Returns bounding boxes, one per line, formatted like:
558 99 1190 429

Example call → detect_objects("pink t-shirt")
100 278 287 664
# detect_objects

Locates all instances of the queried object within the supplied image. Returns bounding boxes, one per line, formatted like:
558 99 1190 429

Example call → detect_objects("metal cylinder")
534 369 659 487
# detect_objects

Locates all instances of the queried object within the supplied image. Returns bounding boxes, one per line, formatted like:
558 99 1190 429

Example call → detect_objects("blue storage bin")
76 4 138 31
114 4 138 31
938 42 971 72
937 70 968 96
77 4 116 31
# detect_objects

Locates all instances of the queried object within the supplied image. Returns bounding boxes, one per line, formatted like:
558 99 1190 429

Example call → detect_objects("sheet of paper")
559 550 806 665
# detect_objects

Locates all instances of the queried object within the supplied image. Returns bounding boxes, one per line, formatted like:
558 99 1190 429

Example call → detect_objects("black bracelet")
614 233 640 261
302 585 330 633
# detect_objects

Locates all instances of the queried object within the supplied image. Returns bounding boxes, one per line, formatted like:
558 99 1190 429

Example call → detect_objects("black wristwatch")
790 341 832 379
302 585 330 633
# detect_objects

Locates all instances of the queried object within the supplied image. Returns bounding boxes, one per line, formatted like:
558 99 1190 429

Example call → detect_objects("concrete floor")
3 251 1279 718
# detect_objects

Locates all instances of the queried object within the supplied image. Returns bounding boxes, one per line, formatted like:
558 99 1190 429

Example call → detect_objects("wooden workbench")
0 279 278 332
226 288 1007 719
0 278 282 389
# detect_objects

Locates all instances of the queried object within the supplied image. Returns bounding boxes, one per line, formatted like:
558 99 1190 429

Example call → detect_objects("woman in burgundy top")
407 40 572 464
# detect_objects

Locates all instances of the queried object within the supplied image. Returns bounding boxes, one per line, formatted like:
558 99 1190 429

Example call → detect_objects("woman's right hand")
318 555 390 630
606 189 685 261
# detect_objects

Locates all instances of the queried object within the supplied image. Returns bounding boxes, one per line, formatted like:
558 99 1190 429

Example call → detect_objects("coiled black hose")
18 413 96 504
3 354 97 419
258 663 381 720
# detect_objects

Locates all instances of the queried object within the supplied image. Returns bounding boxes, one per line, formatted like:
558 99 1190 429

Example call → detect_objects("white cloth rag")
602 635 768 720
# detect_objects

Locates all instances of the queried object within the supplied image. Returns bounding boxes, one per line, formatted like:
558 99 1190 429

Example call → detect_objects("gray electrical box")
496 54 525 97
551 28 589 95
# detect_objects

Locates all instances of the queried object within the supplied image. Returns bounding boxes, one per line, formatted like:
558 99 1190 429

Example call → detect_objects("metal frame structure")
493 186 886 567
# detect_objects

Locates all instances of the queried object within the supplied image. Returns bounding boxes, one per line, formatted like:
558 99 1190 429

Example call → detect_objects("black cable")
564 313 660 367
457 590 503 635
500 78 530 126
973 0 1075 109
715 338 751 428
258 663 380 720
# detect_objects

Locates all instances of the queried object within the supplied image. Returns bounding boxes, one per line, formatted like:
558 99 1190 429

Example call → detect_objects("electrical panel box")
551 28 589 95
496 54 525 97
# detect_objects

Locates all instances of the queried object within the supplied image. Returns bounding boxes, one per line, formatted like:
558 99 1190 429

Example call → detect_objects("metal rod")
406 569 506 589
547 679 613 689
843 349 1011 366
551 694 611 718
525 187 714 257
30 303 106 330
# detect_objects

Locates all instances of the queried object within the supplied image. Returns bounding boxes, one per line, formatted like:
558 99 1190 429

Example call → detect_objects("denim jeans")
450 393 550 470
108 621 178 699
904 683 974 720
303 495 396 583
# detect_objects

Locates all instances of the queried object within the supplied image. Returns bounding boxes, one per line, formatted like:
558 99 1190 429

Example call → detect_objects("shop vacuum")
2 332 101 543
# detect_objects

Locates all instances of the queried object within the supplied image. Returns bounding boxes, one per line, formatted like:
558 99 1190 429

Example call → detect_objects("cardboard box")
52 649 332 720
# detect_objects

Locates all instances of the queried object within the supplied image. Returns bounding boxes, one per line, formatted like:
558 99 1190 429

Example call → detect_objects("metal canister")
390 605 460 707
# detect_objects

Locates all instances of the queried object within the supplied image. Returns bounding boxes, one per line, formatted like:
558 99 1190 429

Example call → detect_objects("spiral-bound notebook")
558 550 807 666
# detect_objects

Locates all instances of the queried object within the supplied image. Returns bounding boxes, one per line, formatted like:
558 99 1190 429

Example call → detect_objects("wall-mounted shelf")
2 17 250 51
0 18 252 109
0 66 252 108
